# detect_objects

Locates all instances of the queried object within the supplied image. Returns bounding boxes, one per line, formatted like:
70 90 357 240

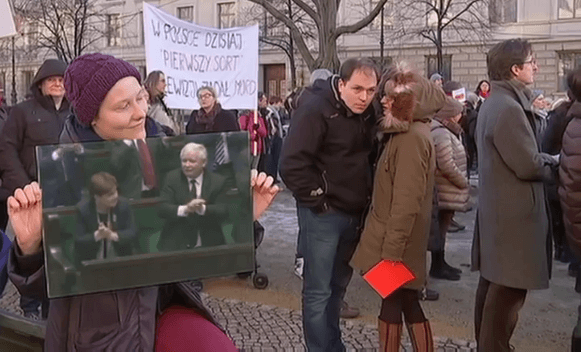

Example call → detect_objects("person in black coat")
186 86 239 134
0 58 69 320
0 59 70 194
542 92 576 267
157 142 229 251
74 172 137 265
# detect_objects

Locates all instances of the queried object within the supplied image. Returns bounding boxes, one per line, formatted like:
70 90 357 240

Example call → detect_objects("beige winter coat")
431 118 470 211
351 71 447 290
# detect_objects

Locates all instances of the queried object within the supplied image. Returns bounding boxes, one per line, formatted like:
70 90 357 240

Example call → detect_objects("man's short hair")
269 96 282 105
180 142 208 162
339 58 379 83
90 172 117 196
487 38 532 81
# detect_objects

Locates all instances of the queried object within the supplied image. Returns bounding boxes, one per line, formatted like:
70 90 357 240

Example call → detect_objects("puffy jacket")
9 115 222 351
431 118 470 211
0 59 70 193
280 76 377 215
559 101 581 260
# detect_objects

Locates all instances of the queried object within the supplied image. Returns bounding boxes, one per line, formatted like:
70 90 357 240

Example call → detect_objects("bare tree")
392 0 491 76
248 0 389 71
243 0 315 88
12 0 104 63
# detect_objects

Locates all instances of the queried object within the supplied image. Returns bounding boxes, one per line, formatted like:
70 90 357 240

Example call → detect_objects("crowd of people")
0 35 579 351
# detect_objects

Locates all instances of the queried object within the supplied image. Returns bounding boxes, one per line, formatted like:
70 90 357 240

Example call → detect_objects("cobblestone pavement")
206 293 478 351
0 280 476 351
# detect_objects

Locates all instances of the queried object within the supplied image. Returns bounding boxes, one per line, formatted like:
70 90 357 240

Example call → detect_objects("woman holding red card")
351 64 446 352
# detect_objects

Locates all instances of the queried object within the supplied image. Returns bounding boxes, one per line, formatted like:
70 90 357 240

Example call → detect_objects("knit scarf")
196 103 221 131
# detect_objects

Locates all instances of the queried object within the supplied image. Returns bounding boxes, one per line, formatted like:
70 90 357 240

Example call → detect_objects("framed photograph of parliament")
37 132 253 298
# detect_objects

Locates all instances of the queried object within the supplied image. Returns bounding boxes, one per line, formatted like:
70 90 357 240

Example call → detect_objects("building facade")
1 0 580 105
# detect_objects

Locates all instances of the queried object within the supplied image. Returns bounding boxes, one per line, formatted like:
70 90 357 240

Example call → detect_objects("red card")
363 260 416 298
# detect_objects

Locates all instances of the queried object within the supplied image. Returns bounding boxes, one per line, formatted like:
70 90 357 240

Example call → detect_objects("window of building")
370 56 393 70
22 70 35 97
559 0 581 19
0 71 5 96
25 21 39 48
426 55 452 82
218 2 236 29
489 0 517 24
369 0 394 30
106 14 122 47
558 51 581 91
177 6 194 22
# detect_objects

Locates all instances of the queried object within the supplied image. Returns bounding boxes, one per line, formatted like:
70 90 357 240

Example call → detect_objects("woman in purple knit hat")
6 53 279 351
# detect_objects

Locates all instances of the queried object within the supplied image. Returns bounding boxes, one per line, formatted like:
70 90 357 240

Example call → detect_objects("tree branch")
248 0 315 68
335 0 388 37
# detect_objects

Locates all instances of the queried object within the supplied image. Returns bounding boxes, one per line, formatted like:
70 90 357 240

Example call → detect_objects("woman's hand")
8 182 43 256
251 170 280 220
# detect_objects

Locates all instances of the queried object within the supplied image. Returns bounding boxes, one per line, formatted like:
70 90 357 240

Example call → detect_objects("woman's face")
155 74 166 95
479 81 490 94
92 76 148 140
199 89 216 111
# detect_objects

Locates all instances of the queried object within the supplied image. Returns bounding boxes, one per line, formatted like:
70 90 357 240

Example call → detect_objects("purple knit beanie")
64 53 141 126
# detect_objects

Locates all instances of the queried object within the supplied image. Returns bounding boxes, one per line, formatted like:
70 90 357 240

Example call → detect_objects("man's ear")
510 64 519 77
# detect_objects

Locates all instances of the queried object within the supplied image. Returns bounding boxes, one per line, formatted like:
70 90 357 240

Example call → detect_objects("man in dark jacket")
280 58 378 351
472 39 557 352
0 59 69 320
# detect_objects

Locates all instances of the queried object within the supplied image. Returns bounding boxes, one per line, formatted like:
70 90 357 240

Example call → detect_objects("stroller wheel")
191 280 203 292
237 272 252 279
253 273 269 289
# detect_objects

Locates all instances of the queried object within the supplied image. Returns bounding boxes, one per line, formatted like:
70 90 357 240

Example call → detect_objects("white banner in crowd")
143 2 259 110
0 0 17 38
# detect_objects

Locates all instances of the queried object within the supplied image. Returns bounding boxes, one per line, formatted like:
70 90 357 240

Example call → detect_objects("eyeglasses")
199 93 214 99
523 58 537 66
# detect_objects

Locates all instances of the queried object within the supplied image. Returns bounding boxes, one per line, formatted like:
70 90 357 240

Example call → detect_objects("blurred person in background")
144 70 178 134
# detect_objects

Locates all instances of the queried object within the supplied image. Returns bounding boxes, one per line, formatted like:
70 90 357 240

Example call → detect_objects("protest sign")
452 87 466 103
0 0 17 38
143 2 259 110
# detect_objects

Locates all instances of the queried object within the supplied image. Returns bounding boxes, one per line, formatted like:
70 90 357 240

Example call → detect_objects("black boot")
441 251 462 275
430 251 460 281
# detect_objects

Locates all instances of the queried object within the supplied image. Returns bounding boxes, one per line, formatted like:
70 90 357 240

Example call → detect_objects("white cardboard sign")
143 2 259 110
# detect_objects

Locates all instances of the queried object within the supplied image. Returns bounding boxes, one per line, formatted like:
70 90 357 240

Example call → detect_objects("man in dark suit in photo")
157 142 229 251
75 172 137 265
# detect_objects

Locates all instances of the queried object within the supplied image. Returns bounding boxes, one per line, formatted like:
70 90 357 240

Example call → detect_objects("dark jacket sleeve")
158 172 182 219
217 110 240 132
203 173 228 221
0 105 32 192
186 110 198 134
7 221 46 300
115 201 137 252
279 101 328 210
542 104 574 155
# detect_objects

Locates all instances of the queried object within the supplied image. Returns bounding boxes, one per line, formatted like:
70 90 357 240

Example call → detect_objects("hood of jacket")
378 68 447 134
59 115 166 144
31 59 67 89
30 59 69 112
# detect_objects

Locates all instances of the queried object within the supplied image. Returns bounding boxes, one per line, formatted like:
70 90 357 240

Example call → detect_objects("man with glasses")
471 39 557 351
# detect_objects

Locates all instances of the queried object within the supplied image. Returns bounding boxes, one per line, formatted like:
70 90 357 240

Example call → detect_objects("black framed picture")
37 132 253 298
